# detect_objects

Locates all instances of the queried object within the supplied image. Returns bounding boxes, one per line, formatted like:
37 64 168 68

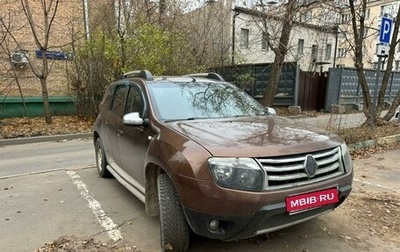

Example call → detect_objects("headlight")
208 157 264 191
340 143 353 173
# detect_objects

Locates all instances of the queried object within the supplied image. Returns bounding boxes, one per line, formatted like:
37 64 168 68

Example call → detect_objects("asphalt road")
0 138 94 178
1 137 400 252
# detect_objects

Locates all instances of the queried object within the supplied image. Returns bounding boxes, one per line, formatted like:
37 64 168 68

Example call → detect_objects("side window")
100 85 116 110
125 85 144 117
111 85 128 117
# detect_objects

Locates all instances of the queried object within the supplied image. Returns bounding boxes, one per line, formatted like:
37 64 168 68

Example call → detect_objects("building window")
380 4 397 17
297 39 304 55
395 60 400 70
325 44 332 60
240 28 249 48
305 10 312 22
300 10 312 22
366 8 370 19
338 48 347 58
261 32 268 51
341 13 350 23
311 45 318 61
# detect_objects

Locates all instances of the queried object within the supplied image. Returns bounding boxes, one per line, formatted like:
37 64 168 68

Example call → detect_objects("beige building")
190 0 400 71
333 0 400 70
187 1 339 72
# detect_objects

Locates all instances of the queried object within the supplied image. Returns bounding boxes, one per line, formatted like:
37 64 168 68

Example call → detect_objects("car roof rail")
185 72 225 81
122 70 154 81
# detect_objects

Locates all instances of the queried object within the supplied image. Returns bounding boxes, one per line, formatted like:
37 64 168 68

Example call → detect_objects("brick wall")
0 0 84 97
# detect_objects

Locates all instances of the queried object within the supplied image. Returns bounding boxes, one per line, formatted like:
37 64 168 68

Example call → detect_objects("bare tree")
380 6 400 121
249 0 328 106
256 0 298 106
20 0 60 124
348 0 400 126
0 9 32 118
66 0 198 117
183 1 232 69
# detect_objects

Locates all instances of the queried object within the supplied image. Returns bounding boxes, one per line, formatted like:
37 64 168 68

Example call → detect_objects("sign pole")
373 16 393 126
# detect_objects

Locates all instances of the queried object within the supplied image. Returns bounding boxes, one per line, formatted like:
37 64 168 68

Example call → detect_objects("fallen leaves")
343 191 400 242
0 116 94 139
35 236 141 252
350 142 400 158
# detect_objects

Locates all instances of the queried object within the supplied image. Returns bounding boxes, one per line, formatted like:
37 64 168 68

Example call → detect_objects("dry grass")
337 121 400 144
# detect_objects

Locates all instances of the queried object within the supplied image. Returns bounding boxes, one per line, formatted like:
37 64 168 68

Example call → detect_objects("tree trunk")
40 77 52 124
40 51 52 124
261 0 295 107
349 0 375 127
383 90 400 121
381 4 400 121
262 54 285 106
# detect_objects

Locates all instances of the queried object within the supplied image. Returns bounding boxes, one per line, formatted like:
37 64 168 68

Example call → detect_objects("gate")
298 72 328 111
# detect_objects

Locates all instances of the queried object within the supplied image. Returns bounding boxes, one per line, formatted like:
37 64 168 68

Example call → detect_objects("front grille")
257 147 344 190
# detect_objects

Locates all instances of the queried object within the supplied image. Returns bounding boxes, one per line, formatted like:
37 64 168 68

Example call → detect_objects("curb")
0 133 93 146
349 134 400 151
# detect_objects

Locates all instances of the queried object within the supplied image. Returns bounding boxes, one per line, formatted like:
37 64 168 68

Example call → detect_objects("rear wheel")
157 173 189 252
95 138 111 178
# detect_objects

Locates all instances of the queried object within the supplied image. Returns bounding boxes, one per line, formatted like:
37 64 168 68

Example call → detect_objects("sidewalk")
291 113 367 130
291 110 399 130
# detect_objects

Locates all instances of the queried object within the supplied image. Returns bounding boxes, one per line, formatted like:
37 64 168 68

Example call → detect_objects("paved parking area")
1 141 399 252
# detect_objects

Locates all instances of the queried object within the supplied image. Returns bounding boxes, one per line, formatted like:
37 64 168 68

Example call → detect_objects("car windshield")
147 81 267 121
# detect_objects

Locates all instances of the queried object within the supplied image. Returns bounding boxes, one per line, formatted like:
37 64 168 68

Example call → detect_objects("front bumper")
183 185 351 241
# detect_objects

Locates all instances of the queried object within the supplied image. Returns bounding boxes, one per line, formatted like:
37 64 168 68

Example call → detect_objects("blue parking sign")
379 16 393 44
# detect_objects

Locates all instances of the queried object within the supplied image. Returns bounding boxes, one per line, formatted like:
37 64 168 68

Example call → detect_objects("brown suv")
93 70 353 252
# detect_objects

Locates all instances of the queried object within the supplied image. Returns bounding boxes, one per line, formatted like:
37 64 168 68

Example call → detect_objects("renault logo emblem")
304 155 318 178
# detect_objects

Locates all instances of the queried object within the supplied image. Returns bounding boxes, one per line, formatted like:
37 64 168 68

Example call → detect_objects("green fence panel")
0 96 76 118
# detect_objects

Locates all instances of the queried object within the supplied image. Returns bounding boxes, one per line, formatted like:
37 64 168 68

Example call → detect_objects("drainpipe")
232 10 240 66
83 0 90 41
333 25 339 68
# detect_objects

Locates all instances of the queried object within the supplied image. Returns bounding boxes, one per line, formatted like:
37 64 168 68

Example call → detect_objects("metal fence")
213 62 299 106
325 67 400 111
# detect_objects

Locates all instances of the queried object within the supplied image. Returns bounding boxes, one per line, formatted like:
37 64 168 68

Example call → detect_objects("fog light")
209 219 220 231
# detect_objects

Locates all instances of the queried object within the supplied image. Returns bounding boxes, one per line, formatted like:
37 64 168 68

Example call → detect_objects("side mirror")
123 112 144 126
266 107 277 116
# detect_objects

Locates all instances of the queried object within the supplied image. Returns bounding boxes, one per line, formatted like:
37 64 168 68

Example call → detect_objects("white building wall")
233 10 338 72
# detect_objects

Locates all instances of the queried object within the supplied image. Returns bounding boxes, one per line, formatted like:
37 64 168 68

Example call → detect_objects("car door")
104 83 129 168
118 83 150 188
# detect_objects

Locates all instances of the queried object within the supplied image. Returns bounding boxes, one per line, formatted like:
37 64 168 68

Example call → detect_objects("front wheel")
157 173 189 252
95 138 111 178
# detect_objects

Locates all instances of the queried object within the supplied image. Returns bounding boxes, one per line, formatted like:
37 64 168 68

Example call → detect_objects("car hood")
166 116 343 157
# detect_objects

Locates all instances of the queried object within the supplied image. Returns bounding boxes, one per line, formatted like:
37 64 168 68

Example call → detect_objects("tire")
157 173 189 252
95 138 111 178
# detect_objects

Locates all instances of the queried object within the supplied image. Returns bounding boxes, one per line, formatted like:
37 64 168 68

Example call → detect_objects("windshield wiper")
164 117 207 123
